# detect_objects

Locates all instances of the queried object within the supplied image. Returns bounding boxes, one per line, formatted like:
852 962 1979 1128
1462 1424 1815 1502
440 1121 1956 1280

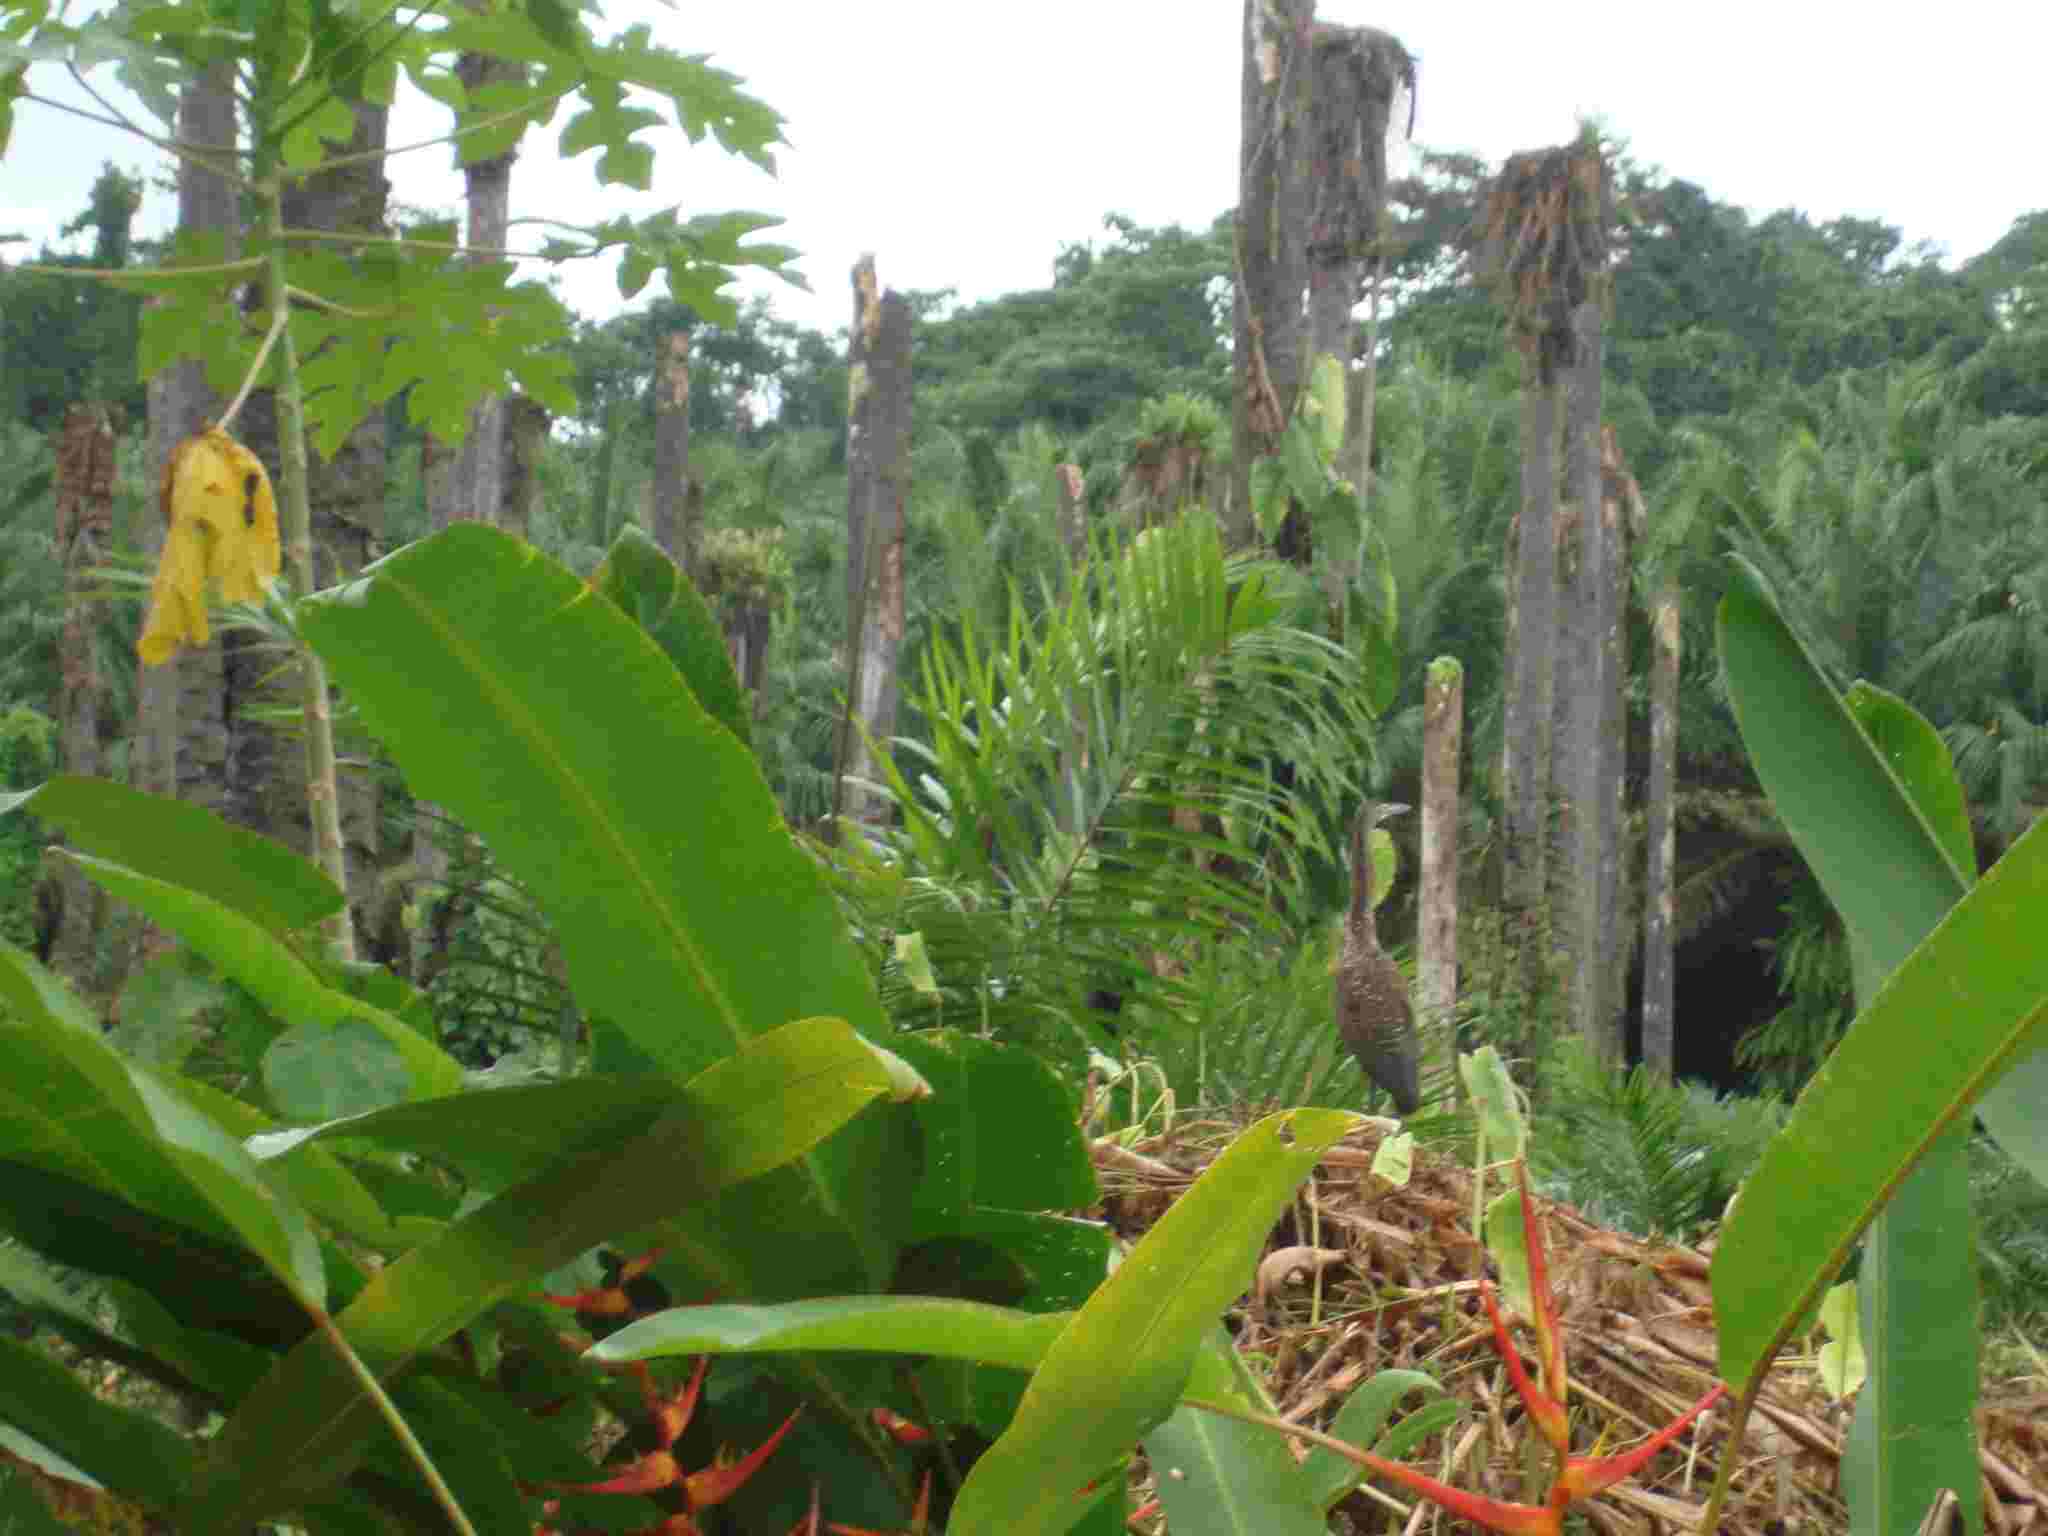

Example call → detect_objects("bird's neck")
1350 802 1378 939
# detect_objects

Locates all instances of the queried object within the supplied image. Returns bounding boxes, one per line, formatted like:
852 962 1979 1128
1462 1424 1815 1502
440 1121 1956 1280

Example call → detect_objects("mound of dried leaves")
1091 1118 2048 1535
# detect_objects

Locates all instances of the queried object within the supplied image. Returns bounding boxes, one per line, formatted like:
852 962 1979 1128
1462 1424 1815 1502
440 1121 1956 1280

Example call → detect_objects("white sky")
2 3 2041 338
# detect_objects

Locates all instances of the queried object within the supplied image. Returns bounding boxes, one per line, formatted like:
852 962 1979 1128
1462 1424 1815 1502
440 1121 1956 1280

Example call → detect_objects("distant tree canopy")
0 163 148 431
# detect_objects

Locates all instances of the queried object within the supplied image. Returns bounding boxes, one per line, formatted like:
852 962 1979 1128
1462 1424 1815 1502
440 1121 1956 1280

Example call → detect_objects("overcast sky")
2 2 2041 338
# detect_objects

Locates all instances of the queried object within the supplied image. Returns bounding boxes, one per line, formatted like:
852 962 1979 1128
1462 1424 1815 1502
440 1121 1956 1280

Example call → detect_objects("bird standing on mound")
1335 800 1422 1115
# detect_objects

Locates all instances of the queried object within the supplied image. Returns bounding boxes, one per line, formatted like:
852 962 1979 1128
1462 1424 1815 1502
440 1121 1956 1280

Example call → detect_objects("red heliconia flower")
1343 1158 1727 1535
538 1351 801 1534
542 1246 666 1317
871 1407 931 1445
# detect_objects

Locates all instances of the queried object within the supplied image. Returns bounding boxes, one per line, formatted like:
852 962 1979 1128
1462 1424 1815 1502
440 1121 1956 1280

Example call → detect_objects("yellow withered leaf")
139 427 282 666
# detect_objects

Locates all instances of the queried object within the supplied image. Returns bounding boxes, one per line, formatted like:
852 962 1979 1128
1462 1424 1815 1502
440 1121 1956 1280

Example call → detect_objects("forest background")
1 3 2047 1532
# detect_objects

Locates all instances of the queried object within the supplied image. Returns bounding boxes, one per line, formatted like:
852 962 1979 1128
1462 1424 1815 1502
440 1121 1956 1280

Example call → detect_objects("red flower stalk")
1345 1158 1726 1534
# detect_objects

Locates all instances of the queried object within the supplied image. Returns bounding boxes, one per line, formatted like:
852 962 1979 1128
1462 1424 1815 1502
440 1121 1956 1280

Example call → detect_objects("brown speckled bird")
1335 800 1422 1115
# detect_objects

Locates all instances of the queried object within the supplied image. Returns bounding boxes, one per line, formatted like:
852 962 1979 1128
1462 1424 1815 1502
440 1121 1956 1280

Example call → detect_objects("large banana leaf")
1713 558 2048 1533
295 524 902 1297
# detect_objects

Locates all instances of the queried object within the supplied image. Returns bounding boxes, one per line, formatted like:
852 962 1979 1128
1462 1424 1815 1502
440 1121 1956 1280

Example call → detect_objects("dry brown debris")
1090 1118 2048 1535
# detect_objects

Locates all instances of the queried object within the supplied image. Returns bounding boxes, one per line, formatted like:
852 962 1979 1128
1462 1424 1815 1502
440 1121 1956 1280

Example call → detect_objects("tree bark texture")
416 41 516 975
1231 0 1313 550
1643 512 1679 1078
442 32 522 529
1420 656 1463 1046
45 404 117 983
1559 299 1609 1057
500 393 551 545
1503 360 1558 992
148 64 238 828
837 257 911 828
652 326 695 575
1598 425 1641 1062
1306 26 1411 623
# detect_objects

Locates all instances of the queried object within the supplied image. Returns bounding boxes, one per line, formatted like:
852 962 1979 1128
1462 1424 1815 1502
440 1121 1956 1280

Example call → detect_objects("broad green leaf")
893 1031 1097 1233
1838 683 1982 1536
1717 561 2003 1532
1458 1047 1525 1159
1369 1132 1413 1186
108 949 225 1068
1817 1283 1865 1399
181 1016 892 1528
246 1076 686 1192
0 947 324 1310
0 1467 71 1535
296 524 899 1293
58 853 463 1104
0 1162 311 1350
1844 683 1974 878
382 1377 529 1535
593 1295 1067 1370
0 1335 191 1508
263 1017 413 1122
1301 1368 1449 1510
1146 1331 1327 1536
0 775 342 933
1306 352 1347 465
172 1076 399 1250
894 930 941 1000
948 1108 1356 1536
1483 1186 1535 1323
591 523 752 749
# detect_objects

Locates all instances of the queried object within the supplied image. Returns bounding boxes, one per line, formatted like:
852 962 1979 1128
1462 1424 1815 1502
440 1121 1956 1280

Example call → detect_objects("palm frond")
848 511 1380 1057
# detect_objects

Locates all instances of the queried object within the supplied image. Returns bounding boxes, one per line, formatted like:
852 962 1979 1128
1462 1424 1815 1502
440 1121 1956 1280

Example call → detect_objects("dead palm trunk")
1503 361 1559 993
1306 25 1413 620
1231 0 1313 552
1559 297 1607 1054
651 326 696 577
45 404 116 984
1482 138 1612 1023
1642 497 1679 1078
1419 656 1463 1053
834 256 911 830
1597 426 1641 1061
